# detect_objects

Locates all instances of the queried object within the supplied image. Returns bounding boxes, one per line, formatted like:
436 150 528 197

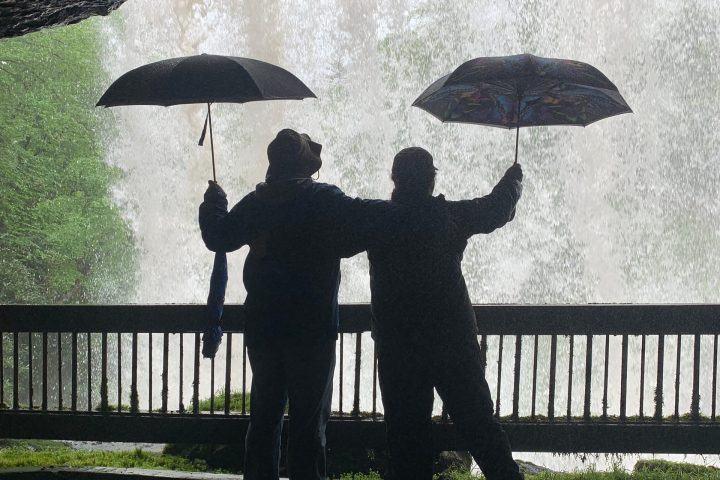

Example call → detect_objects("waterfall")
97 0 720 470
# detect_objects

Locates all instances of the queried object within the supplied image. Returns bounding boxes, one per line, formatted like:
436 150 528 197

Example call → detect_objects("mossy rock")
163 443 245 472
634 459 720 475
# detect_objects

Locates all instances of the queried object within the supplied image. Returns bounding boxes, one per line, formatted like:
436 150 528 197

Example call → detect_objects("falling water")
96 0 720 471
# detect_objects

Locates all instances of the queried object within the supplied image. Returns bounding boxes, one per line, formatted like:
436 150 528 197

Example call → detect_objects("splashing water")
97 0 720 471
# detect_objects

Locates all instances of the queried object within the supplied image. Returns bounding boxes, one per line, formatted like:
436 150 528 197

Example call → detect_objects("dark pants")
377 336 523 480
244 339 335 480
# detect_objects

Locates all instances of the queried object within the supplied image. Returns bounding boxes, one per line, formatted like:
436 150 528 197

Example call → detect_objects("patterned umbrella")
413 53 632 164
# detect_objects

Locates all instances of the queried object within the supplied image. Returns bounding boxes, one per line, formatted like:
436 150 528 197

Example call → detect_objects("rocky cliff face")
0 0 127 38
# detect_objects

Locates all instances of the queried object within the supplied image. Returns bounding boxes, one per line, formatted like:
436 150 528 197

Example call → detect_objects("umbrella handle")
208 103 217 182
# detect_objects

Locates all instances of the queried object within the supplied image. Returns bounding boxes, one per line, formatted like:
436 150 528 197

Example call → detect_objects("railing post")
548 334 557 422
42 332 48 412
584 335 592 420
193 332 200 415
160 332 170 413
691 334 701 420
655 335 665 421
495 335 504 418
352 333 362 417
12 332 18 410
224 333 232 415
100 332 108 413
131 332 138 413
620 334 628 421
512 335 522 421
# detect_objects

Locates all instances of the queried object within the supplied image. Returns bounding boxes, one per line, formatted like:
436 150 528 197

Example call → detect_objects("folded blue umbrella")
202 251 227 358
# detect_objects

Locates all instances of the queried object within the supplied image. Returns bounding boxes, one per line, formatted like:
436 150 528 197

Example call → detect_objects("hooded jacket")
199 178 414 347
368 167 522 346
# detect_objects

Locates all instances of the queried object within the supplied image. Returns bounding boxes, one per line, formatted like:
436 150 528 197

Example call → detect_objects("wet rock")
516 459 555 475
0 1 128 38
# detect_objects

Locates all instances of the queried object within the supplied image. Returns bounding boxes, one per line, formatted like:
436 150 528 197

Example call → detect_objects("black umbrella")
413 53 632 164
97 53 316 358
97 53 317 180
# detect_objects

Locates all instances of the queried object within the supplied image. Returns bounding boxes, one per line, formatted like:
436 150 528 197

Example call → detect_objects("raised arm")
450 164 524 236
198 181 259 252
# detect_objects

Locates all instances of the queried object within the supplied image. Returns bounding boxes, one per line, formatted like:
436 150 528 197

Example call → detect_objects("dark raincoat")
368 167 522 346
199 178 415 347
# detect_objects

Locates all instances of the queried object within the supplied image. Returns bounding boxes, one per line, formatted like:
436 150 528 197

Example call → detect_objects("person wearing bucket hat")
199 129 428 480
368 147 524 480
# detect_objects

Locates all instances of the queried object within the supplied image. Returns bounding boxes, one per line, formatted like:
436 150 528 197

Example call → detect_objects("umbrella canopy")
97 54 316 359
413 53 632 163
97 53 316 107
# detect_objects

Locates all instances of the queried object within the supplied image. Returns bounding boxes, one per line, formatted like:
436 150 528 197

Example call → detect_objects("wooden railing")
1 304 720 453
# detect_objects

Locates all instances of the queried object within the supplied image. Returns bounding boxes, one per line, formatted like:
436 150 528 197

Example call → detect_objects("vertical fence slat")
531 335 538 420
372 341 378 419
117 333 122 413
101 332 108 413
179 334 185 413
131 332 138 413
210 356 215 414
224 333 232 415
639 335 646 419
28 333 33 410
58 332 63 411
512 335 522 420
352 333 362 417
193 333 200 415
13 332 18 410
675 334 681 420
620 334 628 421
241 337 247 416
655 334 665 421
339 335 344 416
148 333 153 413
86 333 91 412
691 334 701 420
567 335 574 421
71 333 77 412
548 334 557 421
713 334 718 421
602 335 610 419
162 332 169 414
495 335 504 418
0 332 3 407
584 335 593 420
42 332 48 411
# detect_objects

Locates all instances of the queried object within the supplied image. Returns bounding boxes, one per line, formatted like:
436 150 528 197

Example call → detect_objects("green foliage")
197 390 251 412
0 20 135 304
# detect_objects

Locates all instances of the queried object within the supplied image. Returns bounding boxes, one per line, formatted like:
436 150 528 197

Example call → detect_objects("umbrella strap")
198 109 210 146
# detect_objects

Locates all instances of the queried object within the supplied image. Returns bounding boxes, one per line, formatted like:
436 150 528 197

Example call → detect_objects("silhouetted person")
199 129 423 480
368 147 524 480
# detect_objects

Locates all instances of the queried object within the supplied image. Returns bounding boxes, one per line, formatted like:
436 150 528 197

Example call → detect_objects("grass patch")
334 465 720 479
197 390 251 412
0 444 211 472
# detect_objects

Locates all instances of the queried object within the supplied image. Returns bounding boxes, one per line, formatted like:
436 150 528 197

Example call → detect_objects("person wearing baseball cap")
199 129 426 480
368 147 524 480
